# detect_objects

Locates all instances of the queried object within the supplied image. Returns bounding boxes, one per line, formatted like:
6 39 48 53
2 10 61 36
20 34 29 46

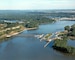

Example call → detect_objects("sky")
0 0 75 10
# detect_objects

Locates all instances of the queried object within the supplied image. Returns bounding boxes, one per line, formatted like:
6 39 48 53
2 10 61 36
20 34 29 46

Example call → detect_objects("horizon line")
0 9 75 11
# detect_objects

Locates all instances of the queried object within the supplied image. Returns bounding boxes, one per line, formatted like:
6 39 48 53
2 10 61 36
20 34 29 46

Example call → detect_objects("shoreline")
69 36 75 40
0 27 38 41
6 29 26 38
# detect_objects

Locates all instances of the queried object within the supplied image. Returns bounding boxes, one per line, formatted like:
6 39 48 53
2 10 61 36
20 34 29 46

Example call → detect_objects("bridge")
15 34 35 37
14 34 44 38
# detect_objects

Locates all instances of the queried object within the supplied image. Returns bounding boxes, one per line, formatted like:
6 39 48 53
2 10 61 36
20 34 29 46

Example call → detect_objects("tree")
71 24 75 28
71 30 75 36
25 21 38 28
64 26 70 31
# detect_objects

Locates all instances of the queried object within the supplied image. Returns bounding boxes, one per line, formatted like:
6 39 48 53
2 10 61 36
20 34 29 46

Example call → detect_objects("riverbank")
0 25 25 41
53 18 75 22
6 27 38 38
0 26 38 42
69 36 75 40
6 29 26 38
55 17 75 21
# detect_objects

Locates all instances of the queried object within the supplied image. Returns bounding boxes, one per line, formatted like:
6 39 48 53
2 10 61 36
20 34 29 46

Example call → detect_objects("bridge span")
15 34 44 38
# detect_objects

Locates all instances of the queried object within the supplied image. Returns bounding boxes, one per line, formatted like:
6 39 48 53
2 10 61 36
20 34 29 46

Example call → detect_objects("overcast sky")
0 0 75 10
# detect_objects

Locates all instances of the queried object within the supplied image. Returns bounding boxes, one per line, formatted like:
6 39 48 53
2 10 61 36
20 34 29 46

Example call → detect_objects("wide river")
0 21 75 60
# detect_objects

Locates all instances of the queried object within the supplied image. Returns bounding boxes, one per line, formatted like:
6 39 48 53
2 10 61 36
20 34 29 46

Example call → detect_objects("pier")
44 39 52 48
9 32 62 48
39 32 62 48
44 37 61 48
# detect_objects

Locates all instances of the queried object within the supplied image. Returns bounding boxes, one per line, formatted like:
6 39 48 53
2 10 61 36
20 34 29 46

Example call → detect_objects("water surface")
0 21 75 60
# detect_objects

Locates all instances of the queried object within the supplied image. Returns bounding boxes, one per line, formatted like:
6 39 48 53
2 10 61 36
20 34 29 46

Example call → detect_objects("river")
0 21 75 60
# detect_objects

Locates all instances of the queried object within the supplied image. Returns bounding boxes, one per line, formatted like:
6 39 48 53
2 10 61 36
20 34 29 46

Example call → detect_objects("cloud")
0 0 75 10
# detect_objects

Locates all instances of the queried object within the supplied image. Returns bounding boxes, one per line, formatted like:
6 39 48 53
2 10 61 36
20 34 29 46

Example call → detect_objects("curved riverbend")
0 21 75 60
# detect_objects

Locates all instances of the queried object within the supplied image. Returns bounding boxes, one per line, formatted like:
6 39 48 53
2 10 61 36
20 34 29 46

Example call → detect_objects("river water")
0 21 75 60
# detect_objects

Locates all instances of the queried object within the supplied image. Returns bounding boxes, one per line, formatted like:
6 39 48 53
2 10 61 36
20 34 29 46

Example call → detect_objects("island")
52 24 75 55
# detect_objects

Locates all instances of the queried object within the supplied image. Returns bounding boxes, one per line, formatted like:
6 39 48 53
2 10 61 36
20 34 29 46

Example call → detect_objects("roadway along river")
0 21 75 60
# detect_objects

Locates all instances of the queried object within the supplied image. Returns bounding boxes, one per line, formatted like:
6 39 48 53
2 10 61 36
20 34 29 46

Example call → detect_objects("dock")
44 37 61 48
44 39 52 48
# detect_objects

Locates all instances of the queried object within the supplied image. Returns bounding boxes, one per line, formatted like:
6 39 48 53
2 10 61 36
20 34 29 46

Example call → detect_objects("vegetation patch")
44 33 52 40
53 24 75 55
64 24 75 39
0 23 25 42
